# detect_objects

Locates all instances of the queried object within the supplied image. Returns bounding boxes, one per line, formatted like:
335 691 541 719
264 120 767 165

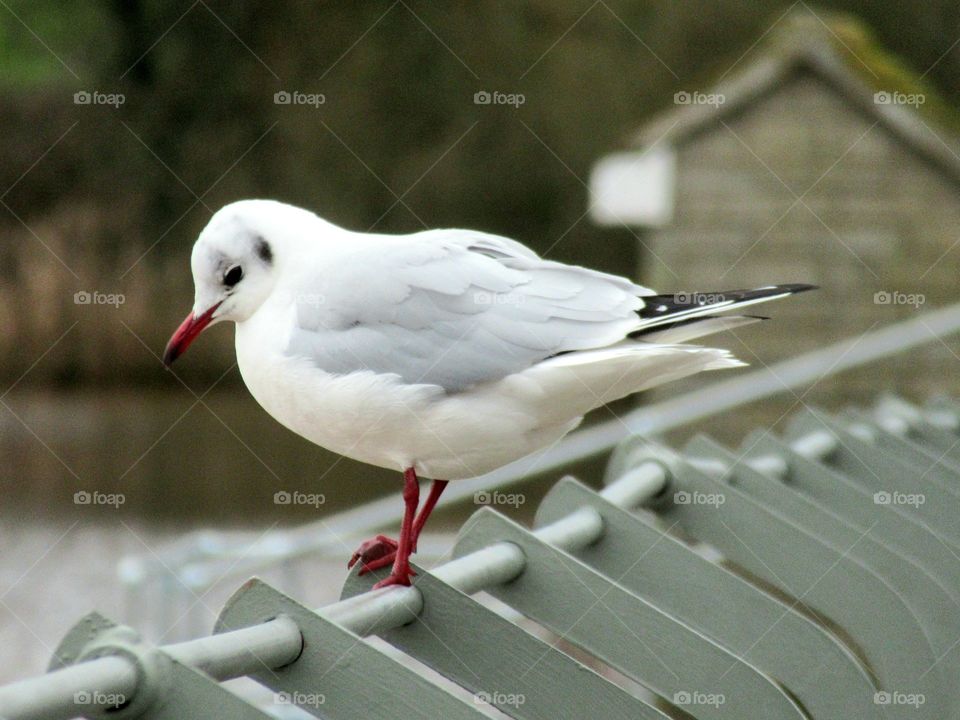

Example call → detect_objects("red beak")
163 303 221 367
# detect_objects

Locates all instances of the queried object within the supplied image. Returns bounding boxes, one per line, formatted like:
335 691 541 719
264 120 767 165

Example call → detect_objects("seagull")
163 199 813 588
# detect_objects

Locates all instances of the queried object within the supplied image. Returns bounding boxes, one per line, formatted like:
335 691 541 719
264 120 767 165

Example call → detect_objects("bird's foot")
372 562 416 589
348 534 399 575
357 551 420 581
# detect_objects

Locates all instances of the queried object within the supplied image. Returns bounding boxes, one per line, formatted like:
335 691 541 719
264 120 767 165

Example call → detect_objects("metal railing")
121 300 960 637
6 302 960 718
4 388 960 718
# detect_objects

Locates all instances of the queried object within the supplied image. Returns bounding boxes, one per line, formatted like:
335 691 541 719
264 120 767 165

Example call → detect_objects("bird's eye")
223 265 243 288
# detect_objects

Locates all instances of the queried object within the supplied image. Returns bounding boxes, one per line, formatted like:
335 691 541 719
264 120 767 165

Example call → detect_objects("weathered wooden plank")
626 448 946 720
535 475 882 719
453 507 807 720
687 434 960 713
215 579 485 720
339 561 669 720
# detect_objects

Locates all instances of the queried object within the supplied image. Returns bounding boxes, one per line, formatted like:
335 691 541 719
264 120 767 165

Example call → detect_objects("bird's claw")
347 534 399 572
354 551 419 579
373 565 415 588
347 534 419 582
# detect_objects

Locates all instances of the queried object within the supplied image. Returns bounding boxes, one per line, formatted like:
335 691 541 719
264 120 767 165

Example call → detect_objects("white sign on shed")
588 147 676 228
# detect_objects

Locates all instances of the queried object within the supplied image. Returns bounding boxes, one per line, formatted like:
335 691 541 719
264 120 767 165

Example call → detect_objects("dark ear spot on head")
255 237 273 264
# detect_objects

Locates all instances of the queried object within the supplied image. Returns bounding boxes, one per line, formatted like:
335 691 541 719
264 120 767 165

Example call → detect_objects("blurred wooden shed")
590 9 960 437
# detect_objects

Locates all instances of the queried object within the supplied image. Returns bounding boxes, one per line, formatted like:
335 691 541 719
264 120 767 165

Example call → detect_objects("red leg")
348 473 448 584
373 468 420 588
411 479 448 552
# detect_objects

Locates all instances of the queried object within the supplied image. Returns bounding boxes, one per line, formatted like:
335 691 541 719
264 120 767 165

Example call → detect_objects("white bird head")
163 199 319 366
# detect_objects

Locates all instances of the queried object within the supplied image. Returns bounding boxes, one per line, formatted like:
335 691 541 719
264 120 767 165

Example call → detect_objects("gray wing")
285 229 652 392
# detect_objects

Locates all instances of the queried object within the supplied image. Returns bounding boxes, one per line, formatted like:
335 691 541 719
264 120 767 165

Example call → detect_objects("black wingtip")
639 283 817 321
778 283 818 294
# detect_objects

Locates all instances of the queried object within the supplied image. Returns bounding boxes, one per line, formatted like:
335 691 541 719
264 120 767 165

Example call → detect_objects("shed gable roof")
631 10 960 186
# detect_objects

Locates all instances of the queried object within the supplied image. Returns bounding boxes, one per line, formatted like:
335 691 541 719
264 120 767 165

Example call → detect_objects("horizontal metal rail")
7 303 957 718
3 463 668 718
0 423 850 719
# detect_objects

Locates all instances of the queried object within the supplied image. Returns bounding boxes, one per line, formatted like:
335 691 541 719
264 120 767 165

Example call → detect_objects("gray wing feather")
286 229 652 391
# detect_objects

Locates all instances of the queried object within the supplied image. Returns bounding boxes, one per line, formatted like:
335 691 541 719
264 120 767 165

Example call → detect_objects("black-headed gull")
163 199 813 587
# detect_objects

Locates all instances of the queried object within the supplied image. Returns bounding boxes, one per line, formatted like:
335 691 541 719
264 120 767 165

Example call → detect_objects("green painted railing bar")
842 408 960 475
2 394 960 718
215 579 486 720
787 409 960 544
452 508 807 720
34 613 273 720
688 434 960 712
339 561 670 720
535 476 882 719
741 431 960 600
610 440 946 720
862 395 960 449
921 397 960 453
